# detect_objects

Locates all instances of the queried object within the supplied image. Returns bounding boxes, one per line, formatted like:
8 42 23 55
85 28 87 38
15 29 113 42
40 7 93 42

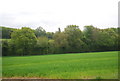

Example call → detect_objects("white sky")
0 0 119 32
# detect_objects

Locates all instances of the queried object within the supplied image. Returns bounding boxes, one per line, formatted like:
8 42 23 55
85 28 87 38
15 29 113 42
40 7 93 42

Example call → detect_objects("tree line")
0 25 119 56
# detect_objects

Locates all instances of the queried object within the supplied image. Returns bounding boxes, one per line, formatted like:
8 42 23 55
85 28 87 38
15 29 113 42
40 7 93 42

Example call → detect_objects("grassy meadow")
2 51 118 79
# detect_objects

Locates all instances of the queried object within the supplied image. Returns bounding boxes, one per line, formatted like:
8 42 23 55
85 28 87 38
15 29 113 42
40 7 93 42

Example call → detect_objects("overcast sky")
0 0 119 32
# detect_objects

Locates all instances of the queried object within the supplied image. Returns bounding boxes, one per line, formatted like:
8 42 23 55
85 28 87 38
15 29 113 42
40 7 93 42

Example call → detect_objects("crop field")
2 51 118 79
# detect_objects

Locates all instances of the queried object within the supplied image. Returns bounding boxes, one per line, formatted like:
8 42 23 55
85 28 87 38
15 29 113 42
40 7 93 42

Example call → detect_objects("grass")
0 57 2 78
2 51 118 79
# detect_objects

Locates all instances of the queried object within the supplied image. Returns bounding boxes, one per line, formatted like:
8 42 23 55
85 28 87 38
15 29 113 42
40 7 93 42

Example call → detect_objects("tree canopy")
11 27 37 55
1 25 119 56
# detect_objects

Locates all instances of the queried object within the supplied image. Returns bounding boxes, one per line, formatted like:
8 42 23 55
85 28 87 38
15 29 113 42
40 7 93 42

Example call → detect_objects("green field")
2 51 118 79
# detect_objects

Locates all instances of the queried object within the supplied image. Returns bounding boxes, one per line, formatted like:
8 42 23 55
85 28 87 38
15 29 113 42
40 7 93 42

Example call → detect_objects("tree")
48 39 55 54
34 26 46 37
1 25 119 56
46 32 54 39
83 25 118 51
83 25 100 51
34 36 49 55
0 26 16 39
11 27 37 56
53 32 69 53
2 39 9 56
98 28 118 51
64 25 85 52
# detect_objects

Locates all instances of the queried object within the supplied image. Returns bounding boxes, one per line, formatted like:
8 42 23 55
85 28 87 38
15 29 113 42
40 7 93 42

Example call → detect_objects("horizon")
0 25 118 32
